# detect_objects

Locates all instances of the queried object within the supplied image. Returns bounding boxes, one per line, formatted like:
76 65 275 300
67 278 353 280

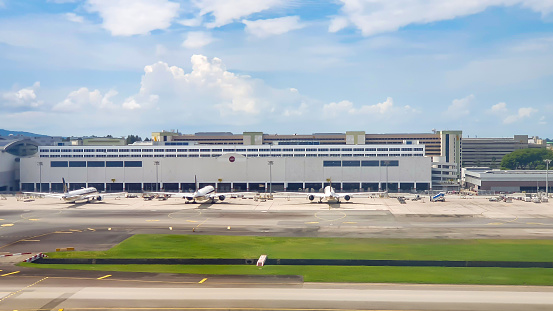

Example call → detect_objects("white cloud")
332 0 553 36
490 102 508 114
182 31 214 49
503 106 538 124
86 0 180 36
53 87 118 111
124 55 310 126
242 16 304 38
445 94 474 118
323 100 356 117
194 0 286 28
2 82 43 109
177 17 203 27
323 97 413 118
65 13 84 23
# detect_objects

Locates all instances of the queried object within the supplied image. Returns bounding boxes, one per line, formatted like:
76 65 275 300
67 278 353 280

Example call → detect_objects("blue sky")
1 0 553 139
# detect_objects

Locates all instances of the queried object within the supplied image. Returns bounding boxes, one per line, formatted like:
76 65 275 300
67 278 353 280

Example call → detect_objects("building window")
361 160 379 167
87 161 105 167
124 161 142 167
69 161 86 167
318 148 329 152
377 148 388 151
323 160 341 167
51 161 68 167
343 160 360 167
341 148 353 151
96 149 106 152
106 161 124 167
380 160 399 166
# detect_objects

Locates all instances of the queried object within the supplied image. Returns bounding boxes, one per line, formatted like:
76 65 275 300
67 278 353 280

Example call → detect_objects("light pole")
268 161 274 194
37 161 43 192
383 160 390 193
154 161 160 192
545 159 551 198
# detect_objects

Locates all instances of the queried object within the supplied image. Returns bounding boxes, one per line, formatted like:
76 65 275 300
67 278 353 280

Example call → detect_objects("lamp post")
154 161 160 192
37 161 43 192
383 160 390 193
545 159 551 198
268 161 274 194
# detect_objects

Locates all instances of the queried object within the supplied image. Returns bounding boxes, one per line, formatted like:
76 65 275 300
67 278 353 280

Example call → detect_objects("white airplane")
25 178 126 203
147 176 254 203
277 183 384 203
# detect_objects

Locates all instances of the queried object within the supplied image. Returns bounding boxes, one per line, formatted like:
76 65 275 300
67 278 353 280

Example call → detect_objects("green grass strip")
19 263 553 285
46 235 553 262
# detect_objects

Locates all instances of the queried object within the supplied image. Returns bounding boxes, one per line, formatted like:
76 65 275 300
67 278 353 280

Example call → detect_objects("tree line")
501 148 553 170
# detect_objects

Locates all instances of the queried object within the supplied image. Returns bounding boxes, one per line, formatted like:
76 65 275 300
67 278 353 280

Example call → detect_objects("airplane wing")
82 192 128 201
273 192 325 199
209 192 256 199
142 191 190 198
336 191 385 198
23 192 64 198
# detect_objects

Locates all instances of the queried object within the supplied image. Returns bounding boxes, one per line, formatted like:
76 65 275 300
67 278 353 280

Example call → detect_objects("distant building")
461 135 539 168
462 167 552 193
0 139 39 191
0 134 63 146
70 137 126 146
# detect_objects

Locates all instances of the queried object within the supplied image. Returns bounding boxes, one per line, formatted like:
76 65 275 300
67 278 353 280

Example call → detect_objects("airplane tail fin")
195 175 198 191
62 178 68 193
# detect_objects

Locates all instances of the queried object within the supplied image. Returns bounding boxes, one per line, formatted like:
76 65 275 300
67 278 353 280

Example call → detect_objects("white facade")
20 144 431 193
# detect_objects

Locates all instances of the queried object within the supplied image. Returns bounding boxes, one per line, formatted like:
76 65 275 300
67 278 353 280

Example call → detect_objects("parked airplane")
277 183 384 203
25 178 126 203
146 176 254 203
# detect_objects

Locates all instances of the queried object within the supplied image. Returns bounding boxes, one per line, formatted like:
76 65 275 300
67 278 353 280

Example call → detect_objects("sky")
1 0 553 139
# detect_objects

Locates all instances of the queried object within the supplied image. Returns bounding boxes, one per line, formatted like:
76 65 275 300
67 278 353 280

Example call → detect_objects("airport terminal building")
19 143 432 193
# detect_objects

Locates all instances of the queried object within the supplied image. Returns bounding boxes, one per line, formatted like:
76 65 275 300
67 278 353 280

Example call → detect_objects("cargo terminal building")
20 142 431 193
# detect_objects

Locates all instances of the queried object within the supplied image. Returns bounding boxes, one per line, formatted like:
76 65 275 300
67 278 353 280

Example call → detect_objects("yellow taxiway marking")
22 240 40 242
87 228 96 231
54 231 74 234
305 221 319 224
487 222 504 225
314 211 347 222
146 220 160 222
1 224 14 227
97 274 112 280
28 219 39 221
1 271 20 277
198 278 207 284
69 229 82 232
186 220 198 223
343 221 357 224
0 219 4 221
0 277 48 303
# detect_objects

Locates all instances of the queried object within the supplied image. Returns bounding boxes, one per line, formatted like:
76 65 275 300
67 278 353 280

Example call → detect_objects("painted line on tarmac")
1 224 14 227
343 221 357 224
305 221 319 224
21 239 41 242
0 276 48 303
1 271 20 276
314 211 347 222
97 274 112 280
146 220 160 222
198 278 207 284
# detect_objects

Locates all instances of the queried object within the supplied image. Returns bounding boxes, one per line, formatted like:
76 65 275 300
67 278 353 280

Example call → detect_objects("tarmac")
1 193 553 310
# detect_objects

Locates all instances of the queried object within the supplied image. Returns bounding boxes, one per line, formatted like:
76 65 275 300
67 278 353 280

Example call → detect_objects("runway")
1 194 553 310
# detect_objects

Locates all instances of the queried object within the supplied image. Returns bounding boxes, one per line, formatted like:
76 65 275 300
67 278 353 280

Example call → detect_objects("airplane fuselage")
185 185 221 202
61 187 99 202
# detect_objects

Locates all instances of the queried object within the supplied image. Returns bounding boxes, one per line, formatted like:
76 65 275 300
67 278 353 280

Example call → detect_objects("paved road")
1 272 553 311
1 195 553 310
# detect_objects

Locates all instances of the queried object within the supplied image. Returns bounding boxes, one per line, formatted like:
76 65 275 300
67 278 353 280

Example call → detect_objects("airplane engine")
344 195 351 201
96 195 103 201
218 195 226 201
308 195 315 201
185 196 194 201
